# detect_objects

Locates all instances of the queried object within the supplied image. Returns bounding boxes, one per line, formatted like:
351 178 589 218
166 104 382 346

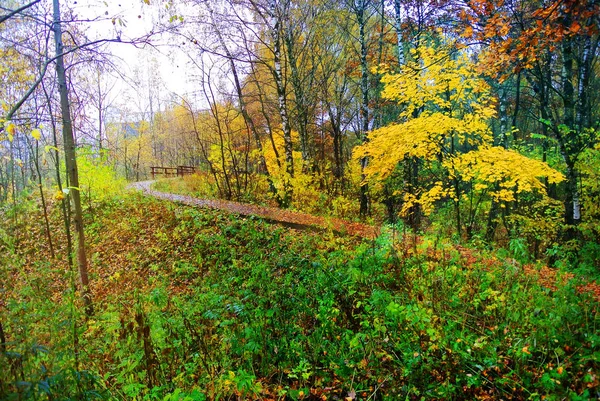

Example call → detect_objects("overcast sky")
70 0 197 114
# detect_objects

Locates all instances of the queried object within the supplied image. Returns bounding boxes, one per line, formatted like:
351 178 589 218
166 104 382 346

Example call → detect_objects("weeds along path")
129 180 379 239
130 180 600 302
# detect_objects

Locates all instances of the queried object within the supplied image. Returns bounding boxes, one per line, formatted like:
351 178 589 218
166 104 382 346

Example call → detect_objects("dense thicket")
1 0 599 399
1 193 599 400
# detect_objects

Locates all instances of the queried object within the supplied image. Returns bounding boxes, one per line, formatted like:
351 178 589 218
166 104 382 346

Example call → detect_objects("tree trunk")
30 138 55 258
43 79 74 270
576 35 597 131
53 0 93 316
273 40 294 176
564 159 581 232
560 33 581 236
511 70 521 133
284 30 311 166
486 81 511 241
97 72 103 151
393 0 404 65
498 83 508 148
561 35 575 131
357 2 370 216
268 0 294 205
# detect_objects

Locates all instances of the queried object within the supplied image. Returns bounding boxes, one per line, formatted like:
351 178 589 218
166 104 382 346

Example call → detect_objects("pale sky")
70 0 197 114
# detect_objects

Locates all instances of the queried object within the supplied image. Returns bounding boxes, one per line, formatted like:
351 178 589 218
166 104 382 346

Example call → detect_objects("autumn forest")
1 0 599 399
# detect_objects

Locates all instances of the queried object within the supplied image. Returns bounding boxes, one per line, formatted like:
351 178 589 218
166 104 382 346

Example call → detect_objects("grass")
0 191 598 400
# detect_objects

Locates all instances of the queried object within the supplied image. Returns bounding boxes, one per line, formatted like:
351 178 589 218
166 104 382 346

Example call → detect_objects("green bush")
1 193 598 400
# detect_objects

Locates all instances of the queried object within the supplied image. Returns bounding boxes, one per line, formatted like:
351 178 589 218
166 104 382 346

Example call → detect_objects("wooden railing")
176 166 196 176
150 166 196 179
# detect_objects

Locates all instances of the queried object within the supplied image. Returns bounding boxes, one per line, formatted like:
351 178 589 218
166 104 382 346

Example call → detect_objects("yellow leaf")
5 122 15 141
31 128 41 140
463 25 473 38
54 190 65 201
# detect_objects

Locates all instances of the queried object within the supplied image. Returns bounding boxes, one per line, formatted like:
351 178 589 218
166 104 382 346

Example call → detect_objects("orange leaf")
463 25 473 38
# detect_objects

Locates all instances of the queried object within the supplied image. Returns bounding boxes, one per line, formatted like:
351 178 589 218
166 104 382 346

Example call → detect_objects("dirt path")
130 180 379 239
131 180 600 302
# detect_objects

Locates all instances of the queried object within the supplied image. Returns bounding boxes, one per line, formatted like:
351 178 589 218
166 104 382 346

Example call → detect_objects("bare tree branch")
0 0 42 24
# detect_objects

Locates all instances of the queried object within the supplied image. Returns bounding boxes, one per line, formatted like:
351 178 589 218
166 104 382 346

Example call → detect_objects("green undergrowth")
0 192 598 400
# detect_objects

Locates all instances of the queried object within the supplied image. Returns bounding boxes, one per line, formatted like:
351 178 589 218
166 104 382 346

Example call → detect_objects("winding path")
130 180 379 239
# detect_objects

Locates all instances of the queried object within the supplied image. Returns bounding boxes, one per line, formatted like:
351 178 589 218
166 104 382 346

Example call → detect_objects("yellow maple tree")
355 45 495 182
355 41 563 233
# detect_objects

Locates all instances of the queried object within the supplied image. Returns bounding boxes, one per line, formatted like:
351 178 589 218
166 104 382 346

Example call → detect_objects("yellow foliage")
77 150 126 203
262 128 316 206
263 128 295 177
450 146 565 202
31 128 41 140
0 46 36 138
377 46 495 122
356 44 495 183
4 122 16 142
357 112 490 180
5 122 15 136
355 41 563 218
418 182 453 216
54 190 65 201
